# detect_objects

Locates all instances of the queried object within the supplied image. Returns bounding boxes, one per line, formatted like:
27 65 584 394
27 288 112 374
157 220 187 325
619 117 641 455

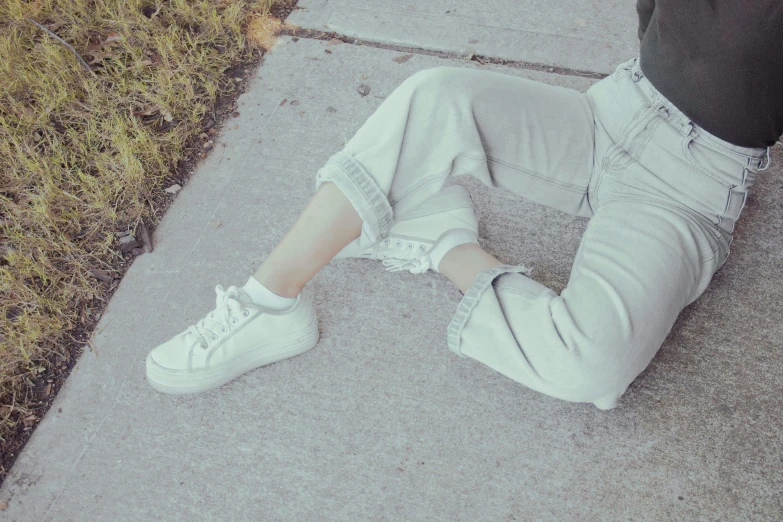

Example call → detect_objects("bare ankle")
252 271 303 298
439 243 502 293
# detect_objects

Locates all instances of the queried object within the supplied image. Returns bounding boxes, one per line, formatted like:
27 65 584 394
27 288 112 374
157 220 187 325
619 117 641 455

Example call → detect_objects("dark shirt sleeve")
636 0 655 41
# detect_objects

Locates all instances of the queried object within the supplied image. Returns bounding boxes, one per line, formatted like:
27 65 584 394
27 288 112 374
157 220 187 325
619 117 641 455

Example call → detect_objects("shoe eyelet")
221 326 228 333
396 240 402 247
408 243 414 249
230 317 238 325
420 245 427 251
211 335 218 341
242 309 250 317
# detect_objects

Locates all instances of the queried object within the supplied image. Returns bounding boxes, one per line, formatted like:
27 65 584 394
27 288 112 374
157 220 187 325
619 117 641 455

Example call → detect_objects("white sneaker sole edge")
145 315 319 395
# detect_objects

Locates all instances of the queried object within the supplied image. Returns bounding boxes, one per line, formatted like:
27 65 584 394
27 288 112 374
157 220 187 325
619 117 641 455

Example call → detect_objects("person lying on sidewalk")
145 1 782 410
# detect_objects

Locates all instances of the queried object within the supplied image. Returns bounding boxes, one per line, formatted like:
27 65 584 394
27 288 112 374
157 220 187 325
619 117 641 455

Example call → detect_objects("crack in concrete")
279 26 609 80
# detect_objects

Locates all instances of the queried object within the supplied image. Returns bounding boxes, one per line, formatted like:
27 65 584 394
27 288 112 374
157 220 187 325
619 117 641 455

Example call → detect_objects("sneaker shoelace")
186 285 250 349
374 237 433 274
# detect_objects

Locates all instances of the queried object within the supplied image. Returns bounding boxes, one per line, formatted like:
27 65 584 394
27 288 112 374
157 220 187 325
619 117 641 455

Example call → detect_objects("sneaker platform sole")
145 315 319 395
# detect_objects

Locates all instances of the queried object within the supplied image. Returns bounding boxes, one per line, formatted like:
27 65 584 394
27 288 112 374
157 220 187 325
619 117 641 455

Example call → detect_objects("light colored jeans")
315 58 770 410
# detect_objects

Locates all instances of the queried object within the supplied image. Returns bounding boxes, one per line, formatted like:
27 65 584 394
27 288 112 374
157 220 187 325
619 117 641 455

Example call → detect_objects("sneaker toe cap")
148 334 193 371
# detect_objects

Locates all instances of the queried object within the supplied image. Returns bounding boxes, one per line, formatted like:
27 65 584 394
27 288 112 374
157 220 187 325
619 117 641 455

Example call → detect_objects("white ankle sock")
428 229 479 273
242 277 297 311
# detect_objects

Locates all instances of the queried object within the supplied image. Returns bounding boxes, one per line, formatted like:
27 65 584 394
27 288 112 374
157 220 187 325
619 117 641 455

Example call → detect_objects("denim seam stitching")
591 102 652 208
388 151 486 206
627 115 662 161
696 129 768 161
680 133 736 188
718 164 750 235
389 172 449 207
486 156 585 192
577 93 597 160
492 284 541 298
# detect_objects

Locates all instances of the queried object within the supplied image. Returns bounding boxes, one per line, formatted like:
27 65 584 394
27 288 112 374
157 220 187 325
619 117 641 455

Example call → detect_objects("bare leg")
438 243 503 293
253 182 362 298
253 180 498 298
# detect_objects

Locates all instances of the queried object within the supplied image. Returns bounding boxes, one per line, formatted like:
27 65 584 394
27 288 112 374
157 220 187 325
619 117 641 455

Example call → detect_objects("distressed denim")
315 58 770 410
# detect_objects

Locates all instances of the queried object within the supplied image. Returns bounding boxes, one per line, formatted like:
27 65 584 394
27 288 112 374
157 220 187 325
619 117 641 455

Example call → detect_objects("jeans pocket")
681 133 743 188
717 168 754 236
681 134 759 237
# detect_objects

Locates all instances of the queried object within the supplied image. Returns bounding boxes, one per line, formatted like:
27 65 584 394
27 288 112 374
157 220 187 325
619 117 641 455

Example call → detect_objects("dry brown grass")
0 0 284 467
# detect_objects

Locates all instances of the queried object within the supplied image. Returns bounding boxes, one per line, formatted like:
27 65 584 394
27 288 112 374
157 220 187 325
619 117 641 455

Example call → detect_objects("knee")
534 296 644 405
402 66 467 98
539 340 636 405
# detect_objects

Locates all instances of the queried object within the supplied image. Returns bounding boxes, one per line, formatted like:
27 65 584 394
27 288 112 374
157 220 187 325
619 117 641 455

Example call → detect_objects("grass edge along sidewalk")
0 0 292 482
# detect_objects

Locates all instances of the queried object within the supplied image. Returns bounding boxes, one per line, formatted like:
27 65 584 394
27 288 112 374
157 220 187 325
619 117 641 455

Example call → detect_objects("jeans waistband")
625 58 771 170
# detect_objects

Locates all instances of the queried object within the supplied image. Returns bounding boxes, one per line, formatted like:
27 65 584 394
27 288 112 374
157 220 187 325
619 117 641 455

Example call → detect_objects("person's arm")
636 0 655 41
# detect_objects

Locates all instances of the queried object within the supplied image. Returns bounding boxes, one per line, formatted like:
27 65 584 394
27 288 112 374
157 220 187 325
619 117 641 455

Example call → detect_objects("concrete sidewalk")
2 2 782 520
288 0 638 73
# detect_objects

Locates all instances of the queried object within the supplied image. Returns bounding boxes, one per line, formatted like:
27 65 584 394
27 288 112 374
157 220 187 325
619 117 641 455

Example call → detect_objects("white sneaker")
333 184 478 274
146 285 318 394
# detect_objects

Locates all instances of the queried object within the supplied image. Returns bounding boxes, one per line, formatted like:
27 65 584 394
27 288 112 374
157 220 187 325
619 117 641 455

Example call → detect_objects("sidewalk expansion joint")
278 26 609 80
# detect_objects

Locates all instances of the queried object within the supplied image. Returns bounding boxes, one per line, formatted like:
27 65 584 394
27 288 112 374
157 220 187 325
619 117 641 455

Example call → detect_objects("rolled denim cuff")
447 264 532 356
315 150 394 248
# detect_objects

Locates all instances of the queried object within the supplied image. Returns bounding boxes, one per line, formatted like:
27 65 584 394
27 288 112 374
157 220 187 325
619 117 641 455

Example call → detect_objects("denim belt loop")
757 147 772 171
742 157 751 184
680 121 694 136
631 69 644 82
